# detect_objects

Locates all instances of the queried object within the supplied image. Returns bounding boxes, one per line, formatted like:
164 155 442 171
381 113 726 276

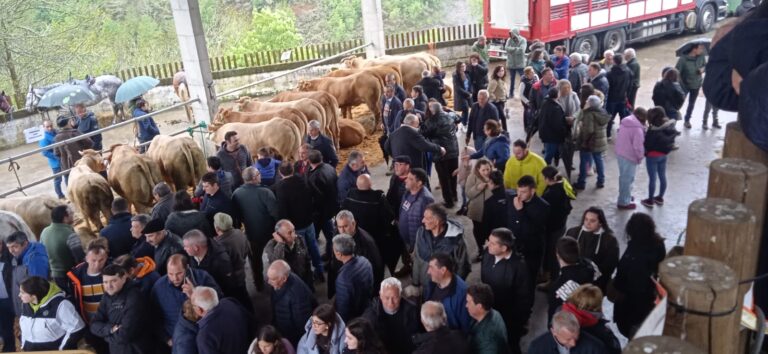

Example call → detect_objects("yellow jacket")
503 151 548 195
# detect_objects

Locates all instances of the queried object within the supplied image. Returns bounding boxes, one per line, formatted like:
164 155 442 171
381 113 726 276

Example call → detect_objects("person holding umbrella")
134 99 159 153
54 115 93 185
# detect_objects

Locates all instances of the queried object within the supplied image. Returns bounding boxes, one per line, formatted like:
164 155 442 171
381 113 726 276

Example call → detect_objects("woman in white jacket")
19 276 85 351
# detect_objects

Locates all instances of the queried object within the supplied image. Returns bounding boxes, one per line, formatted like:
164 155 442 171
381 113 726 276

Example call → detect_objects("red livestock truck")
483 0 727 61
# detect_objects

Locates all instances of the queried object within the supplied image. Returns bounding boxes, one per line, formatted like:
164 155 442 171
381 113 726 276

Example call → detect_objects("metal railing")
0 41 373 198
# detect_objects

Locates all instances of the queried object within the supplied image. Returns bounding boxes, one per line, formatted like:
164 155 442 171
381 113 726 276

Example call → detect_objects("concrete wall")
0 41 477 150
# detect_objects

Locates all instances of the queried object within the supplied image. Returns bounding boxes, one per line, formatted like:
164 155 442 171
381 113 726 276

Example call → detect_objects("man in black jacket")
91 265 152 354
199 172 233 229
264 220 314 290
215 131 252 189
384 114 445 170
306 149 339 259
482 171 508 236
150 182 174 225
466 90 500 151
548 237 596 320
142 219 184 276
481 228 533 354
467 54 489 101
507 175 550 287
537 88 568 165
266 260 316 346
413 301 471 354
422 102 460 208
417 70 444 103
330 210 384 297
273 162 324 280
306 120 339 167
624 48 641 108
606 54 633 137
363 277 423 354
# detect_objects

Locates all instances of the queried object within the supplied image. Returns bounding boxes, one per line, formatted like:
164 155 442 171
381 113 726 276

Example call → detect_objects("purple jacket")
614 114 646 164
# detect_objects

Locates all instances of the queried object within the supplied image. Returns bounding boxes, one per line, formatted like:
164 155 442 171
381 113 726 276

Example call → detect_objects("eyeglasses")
311 320 327 327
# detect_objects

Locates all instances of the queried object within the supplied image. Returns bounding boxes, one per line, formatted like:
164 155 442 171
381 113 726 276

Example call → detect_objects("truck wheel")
602 28 626 54
697 3 715 33
572 35 599 62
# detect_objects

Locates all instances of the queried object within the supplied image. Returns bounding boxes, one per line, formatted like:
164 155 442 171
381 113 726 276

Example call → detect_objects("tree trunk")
0 20 24 108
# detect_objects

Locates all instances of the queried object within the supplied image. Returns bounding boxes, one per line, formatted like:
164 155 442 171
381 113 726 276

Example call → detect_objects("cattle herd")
0 52 445 241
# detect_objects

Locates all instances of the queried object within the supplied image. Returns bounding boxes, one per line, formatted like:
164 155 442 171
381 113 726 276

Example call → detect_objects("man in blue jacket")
423 253 471 333
39 119 65 199
5 231 49 315
266 260 316 346
551 46 571 80
305 120 339 167
74 103 103 151
380 85 403 166
332 234 373 322
336 150 369 204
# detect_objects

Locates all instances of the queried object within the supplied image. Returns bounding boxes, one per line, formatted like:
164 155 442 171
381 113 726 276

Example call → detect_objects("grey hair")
420 301 448 331
421 70 430 78
403 114 420 126
191 286 219 312
275 219 294 231
429 101 442 114
182 229 207 246
242 166 261 183
403 98 414 106
587 95 602 109
335 210 356 223
347 150 363 166
380 277 402 293
131 214 151 226
552 311 580 333
213 213 233 231
332 233 355 256
4 231 29 245
478 89 489 98
153 182 171 198
569 53 582 62
624 48 636 59
308 120 322 130
268 259 291 278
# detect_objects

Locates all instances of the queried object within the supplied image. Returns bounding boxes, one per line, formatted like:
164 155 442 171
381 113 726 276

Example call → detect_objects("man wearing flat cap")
142 218 184 275
53 115 93 184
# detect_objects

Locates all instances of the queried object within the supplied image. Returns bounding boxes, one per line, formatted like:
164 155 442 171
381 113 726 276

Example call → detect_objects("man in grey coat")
505 27 527 96
568 53 590 95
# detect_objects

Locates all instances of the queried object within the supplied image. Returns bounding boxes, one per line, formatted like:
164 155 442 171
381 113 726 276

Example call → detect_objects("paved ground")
0 24 732 351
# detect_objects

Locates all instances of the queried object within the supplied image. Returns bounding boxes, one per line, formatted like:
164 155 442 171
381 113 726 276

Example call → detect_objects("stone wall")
0 41 477 150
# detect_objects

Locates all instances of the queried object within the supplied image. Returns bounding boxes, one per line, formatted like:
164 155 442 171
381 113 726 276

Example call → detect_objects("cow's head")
77 149 105 172
297 80 315 91
213 108 231 125
341 55 361 68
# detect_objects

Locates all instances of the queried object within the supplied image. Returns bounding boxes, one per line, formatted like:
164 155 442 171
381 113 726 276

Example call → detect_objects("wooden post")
684 197 757 294
723 122 768 166
623 336 704 353
661 256 739 353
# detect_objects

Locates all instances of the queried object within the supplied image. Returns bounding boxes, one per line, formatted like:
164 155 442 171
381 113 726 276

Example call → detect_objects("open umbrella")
675 38 711 57
115 76 160 103
37 84 96 108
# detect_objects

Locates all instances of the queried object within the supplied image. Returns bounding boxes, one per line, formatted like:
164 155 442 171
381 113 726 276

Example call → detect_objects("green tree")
225 7 303 57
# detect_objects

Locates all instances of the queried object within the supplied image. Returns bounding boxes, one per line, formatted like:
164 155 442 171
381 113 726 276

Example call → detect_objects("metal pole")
0 98 200 166
215 42 372 99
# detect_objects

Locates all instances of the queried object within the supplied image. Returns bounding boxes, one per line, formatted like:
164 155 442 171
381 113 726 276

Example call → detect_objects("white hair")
268 259 291 278
587 95 602 109
192 286 219 312
335 210 356 223
478 89 489 98
403 98 414 106
569 53 582 62
380 277 402 293
275 219 294 231
308 120 322 130
420 301 448 331
213 213 233 231
624 48 636 59
182 229 207 246
403 114 420 126
332 234 355 256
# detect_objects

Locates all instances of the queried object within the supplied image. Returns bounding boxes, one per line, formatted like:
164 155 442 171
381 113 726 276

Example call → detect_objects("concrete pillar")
361 0 386 58
170 0 217 124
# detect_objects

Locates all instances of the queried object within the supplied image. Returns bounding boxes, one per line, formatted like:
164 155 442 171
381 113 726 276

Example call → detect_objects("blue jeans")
52 166 64 198
577 151 605 186
543 143 560 165
605 101 629 137
474 135 487 152
297 225 323 273
0 297 15 352
646 155 668 199
617 156 638 205
508 68 524 97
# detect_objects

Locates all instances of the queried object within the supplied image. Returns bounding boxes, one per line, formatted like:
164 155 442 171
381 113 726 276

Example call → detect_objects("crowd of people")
0 22 726 354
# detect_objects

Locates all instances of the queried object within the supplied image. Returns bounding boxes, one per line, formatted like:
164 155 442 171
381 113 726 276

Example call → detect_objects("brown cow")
238 97 322 137
211 107 308 137
106 144 164 214
270 91 341 150
298 71 382 127
342 55 428 92
146 135 207 192
338 119 366 148
68 150 113 230
0 196 65 240
326 65 402 88
210 119 302 162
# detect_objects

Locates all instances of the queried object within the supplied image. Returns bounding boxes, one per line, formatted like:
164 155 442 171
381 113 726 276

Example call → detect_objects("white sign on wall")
24 126 44 144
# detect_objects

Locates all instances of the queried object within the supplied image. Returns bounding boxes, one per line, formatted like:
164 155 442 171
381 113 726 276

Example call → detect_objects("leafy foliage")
225 7 303 57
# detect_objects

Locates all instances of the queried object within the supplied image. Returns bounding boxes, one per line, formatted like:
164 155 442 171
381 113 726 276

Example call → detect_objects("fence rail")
114 23 483 83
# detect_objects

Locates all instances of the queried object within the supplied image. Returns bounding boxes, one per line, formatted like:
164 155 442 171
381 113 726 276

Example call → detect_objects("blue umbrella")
37 84 96 108
115 76 160 103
